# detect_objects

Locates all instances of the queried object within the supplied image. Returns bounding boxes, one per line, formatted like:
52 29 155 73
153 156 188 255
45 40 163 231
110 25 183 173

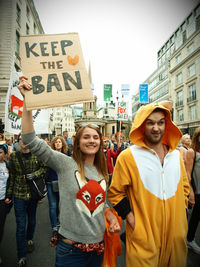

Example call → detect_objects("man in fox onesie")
108 103 190 267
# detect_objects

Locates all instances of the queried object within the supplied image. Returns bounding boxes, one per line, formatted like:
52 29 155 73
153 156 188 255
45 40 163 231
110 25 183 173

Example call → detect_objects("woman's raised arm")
17 76 34 134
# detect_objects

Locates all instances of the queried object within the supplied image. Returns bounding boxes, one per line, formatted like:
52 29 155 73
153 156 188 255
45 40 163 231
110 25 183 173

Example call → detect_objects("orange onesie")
108 103 190 267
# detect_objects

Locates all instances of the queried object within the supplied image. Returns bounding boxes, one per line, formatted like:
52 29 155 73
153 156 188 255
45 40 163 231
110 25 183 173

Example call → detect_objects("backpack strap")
16 151 26 175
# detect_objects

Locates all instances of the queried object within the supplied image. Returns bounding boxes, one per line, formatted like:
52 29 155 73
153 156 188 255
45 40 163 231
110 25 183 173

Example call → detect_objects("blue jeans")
0 200 7 242
55 240 104 267
47 183 60 230
14 197 38 259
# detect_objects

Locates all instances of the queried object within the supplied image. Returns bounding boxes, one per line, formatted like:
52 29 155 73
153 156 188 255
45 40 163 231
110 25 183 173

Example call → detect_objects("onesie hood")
129 103 182 151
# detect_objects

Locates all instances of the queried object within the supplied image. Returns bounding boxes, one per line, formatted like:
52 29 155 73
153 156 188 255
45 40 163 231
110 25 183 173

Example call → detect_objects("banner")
139 84 149 103
5 61 51 135
121 84 130 102
104 84 112 102
116 101 128 120
20 33 94 110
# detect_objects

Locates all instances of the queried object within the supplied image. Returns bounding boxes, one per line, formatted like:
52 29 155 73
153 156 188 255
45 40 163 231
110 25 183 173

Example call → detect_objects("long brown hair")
191 127 200 152
51 136 68 154
73 124 108 184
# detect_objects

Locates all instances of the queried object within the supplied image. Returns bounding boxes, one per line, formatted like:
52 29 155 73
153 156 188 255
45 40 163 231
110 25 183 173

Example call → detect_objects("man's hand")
189 188 195 207
126 211 135 230
106 210 121 233
5 198 12 204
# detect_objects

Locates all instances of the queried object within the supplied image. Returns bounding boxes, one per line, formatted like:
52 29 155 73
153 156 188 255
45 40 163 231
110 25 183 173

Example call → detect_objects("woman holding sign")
17 77 120 267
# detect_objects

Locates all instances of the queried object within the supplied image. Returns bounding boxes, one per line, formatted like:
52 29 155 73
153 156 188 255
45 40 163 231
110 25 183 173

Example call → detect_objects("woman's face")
54 138 63 151
79 127 100 156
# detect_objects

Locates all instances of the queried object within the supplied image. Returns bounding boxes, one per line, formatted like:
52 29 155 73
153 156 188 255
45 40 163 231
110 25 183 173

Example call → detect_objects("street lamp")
116 91 120 132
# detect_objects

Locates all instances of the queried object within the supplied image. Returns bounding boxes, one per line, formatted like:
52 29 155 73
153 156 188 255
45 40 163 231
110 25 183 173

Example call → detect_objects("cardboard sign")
20 33 94 110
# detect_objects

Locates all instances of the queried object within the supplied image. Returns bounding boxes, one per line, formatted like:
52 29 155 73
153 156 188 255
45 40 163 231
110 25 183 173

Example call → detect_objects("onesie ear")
74 170 89 189
98 179 106 191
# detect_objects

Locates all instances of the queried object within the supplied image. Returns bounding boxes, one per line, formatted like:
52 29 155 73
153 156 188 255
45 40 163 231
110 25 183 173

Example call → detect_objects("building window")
26 5 30 20
161 54 166 63
190 105 197 120
26 24 30 35
182 30 186 43
170 35 175 43
187 42 194 54
16 4 21 24
166 49 170 58
170 44 175 54
33 23 37 34
177 109 184 122
158 58 162 67
16 31 20 54
188 64 195 77
176 91 183 106
176 54 182 64
188 83 196 102
176 72 182 85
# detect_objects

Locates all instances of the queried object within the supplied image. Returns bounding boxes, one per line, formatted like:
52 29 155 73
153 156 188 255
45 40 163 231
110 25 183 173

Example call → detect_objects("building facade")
132 3 200 136
52 106 75 137
169 21 200 135
0 0 44 125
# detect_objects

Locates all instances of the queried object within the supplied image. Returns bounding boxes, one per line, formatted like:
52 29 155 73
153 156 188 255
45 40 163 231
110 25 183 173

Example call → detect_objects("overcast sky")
33 0 199 103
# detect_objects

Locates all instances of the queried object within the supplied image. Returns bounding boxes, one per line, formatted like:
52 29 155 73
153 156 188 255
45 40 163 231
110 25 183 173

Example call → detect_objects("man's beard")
145 132 163 145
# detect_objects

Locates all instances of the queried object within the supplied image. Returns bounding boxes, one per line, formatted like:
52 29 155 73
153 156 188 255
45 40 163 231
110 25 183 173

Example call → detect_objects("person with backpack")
5 134 47 267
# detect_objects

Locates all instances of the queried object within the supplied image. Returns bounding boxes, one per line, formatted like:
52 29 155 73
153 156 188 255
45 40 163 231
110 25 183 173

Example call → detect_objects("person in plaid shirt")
5 134 46 267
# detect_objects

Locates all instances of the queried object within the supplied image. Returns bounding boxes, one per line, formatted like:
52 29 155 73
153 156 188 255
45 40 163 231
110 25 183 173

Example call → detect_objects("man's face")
63 131 68 140
18 136 27 150
111 135 116 142
144 111 166 146
183 136 191 147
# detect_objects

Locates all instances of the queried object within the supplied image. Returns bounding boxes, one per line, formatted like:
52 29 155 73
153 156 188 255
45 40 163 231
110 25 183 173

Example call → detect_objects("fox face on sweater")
75 171 106 218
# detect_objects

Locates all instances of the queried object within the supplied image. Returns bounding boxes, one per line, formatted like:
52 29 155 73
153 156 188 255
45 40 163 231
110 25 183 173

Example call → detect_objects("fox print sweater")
22 131 106 244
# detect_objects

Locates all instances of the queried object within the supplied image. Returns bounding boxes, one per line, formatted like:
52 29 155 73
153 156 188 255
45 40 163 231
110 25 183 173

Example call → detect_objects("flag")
121 84 130 102
104 84 112 102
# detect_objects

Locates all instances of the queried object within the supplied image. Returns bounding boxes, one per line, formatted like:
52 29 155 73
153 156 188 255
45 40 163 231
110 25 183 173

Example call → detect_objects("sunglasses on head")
79 123 99 129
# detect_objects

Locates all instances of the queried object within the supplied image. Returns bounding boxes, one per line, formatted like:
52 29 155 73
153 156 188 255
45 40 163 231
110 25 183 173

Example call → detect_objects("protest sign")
20 33 94 110
5 60 51 135
116 101 128 120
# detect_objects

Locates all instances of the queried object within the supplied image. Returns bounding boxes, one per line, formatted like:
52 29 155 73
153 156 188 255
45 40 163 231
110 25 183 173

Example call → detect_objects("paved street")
0 197 200 267
0 198 125 267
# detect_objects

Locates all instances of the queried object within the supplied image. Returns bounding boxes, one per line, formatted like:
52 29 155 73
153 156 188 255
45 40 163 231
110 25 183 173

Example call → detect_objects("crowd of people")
0 78 200 267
